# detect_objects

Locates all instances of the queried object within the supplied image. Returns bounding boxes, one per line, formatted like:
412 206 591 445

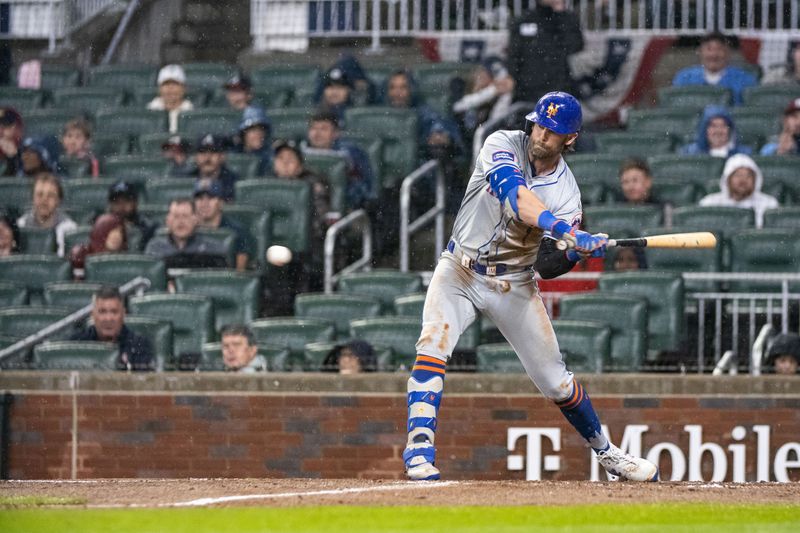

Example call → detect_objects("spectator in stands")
315 54 376 107
220 324 266 373
235 107 272 176
71 286 154 371
317 66 355 120
0 107 23 176
17 172 76 256
304 110 376 211
322 340 377 374
766 333 800 375
618 158 660 205
680 105 752 158
672 32 757 106
763 41 800 85
223 72 264 115
189 134 238 201
144 198 227 262
147 64 193 134
69 213 127 269
760 98 800 156
0 212 20 256
59 118 99 178
17 137 57 178
193 179 251 271
507 0 583 103
107 180 156 250
610 247 647 272
452 56 515 144
698 153 778 227
161 135 193 177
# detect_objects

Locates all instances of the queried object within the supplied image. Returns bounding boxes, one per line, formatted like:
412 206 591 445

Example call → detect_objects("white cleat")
406 461 441 481
596 444 659 482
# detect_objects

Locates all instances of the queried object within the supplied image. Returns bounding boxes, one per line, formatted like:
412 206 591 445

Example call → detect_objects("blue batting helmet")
525 92 582 135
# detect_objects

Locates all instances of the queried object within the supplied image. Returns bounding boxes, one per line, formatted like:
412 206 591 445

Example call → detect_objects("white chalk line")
87 481 460 509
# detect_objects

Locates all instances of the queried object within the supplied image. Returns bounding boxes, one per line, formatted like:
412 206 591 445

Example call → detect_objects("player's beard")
530 141 559 160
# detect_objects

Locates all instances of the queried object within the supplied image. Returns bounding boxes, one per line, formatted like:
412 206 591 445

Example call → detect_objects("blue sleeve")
760 143 779 156
673 67 700 86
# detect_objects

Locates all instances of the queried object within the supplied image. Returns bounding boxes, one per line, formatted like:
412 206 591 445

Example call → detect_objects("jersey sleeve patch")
491 150 515 163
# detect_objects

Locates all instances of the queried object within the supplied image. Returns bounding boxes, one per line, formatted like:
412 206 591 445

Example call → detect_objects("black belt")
447 240 511 276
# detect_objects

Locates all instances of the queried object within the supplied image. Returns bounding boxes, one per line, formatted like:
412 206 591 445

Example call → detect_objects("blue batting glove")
570 229 608 254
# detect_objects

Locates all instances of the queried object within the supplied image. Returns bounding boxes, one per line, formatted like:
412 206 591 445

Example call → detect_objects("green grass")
0 495 87 508
0 504 798 533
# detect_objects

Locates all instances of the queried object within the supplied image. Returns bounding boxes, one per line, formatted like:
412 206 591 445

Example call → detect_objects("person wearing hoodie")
680 105 753 158
698 154 778 227
235 106 272 176
17 136 58 178
69 213 127 269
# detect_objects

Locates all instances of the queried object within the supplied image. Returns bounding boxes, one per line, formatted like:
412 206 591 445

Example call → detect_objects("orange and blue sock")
404 355 446 468
555 380 609 452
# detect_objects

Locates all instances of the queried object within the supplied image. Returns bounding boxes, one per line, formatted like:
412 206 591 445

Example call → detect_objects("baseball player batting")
403 91 659 482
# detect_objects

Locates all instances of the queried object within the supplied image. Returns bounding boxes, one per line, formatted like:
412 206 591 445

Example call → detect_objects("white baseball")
266 245 292 266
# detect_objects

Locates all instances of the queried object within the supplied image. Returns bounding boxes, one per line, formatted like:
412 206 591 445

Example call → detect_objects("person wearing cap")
0 107 23 176
304 110 375 211
193 179 253 271
760 98 800 156
766 333 800 375
59 118 99 178
107 180 156 250
672 31 757 106
224 72 262 114
236 107 272 176
17 136 58 178
17 172 77 256
161 135 193 177
317 66 355 120
314 55 376 107
144 197 227 262
189 134 239 201
147 64 194 133
321 339 378 374
452 57 515 142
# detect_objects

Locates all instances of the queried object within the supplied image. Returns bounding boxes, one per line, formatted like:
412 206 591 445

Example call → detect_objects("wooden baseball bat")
556 232 717 250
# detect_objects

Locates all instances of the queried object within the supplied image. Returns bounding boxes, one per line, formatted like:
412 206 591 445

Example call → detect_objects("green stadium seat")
50 87 125 113
559 294 648 372
302 340 394 372
94 109 166 137
145 178 195 204
564 154 623 187
476 343 526 373
337 270 423 313
38 64 81 90
392 292 480 351
763 207 800 229
344 107 418 188
414 62 471 97
0 306 74 340
0 255 71 304
269 108 313 144
302 151 348 211
577 182 607 205
647 155 725 184
671 206 755 237
63 178 124 212
0 178 31 214
657 86 731 110
250 65 320 107
23 109 83 137
43 281 102 310
137 203 169 223
177 108 240 137
0 281 28 307
0 334 28 369
730 108 781 148
88 65 157 90
235 179 311 253
225 153 260 178
102 155 170 182
594 132 672 157
641 227 722 291
294 293 382 337
174 270 261 331
59 156 91 179
136 132 174 154
123 315 174 371
752 156 800 185
32 341 118 371
743 85 800 110
84 253 167 291
92 134 131 158
627 108 700 143
249 317 336 369
249 88 292 109
552 320 610 374
183 62 237 91
61 207 98 226
583 205 663 238
341 133 383 183
128 293 214 358
223 204 272 272
599 272 685 353
729 229 800 292
63 226 91 254
0 87 44 111
18 227 56 254
650 179 705 206
349 317 420 367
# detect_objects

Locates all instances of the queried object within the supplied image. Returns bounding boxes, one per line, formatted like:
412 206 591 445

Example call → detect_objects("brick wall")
8 392 800 481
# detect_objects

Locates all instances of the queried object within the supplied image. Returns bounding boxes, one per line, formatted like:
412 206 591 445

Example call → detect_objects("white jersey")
450 129 582 269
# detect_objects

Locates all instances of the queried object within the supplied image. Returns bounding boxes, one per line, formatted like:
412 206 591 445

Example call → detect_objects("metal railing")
0 276 150 368
324 208 372 293
399 159 445 272
251 0 800 51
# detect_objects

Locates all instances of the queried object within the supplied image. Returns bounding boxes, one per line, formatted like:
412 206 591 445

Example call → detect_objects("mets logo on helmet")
546 102 559 118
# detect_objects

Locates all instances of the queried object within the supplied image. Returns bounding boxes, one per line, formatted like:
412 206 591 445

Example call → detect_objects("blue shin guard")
404 355 446 480
555 381 609 452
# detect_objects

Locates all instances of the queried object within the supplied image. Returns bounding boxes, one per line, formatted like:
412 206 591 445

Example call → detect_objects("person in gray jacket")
144 198 226 263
